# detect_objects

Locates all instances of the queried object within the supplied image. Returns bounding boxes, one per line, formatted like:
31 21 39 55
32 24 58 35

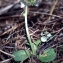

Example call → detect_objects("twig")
0 15 22 20
57 57 63 62
0 50 15 57
47 0 58 21
0 22 24 36
30 11 62 18
0 58 12 63
0 4 13 15
30 29 39 35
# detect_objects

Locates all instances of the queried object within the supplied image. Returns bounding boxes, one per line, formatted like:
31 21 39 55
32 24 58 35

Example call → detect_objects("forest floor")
0 0 63 63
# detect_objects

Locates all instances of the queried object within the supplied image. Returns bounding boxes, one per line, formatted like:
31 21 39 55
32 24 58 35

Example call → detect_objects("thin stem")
25 6 34 55
0 58 12 63
0 49 15 57
47 0 58 21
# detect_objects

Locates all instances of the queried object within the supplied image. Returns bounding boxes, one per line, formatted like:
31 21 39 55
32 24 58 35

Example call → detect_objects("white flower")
47 33 52 38
41 36 47 42
20 2 25 8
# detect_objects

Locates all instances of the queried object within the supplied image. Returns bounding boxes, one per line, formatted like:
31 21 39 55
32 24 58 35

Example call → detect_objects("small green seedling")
12 0 56 62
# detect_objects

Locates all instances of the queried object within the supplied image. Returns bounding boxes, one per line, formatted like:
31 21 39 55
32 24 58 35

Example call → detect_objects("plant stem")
25 6 34 55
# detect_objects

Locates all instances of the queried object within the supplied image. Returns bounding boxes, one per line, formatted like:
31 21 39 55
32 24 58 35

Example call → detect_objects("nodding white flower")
47 33 52 38
41 36 47 42
35 4 39 7
20 2 25 8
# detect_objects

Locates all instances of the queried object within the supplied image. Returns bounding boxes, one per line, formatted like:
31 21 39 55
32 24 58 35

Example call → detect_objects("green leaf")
26 42 37 55
26 39 41 46
12 50 31 61
38 48 56 62
26 42 30 46
22 11 25 16
35 39 41 46
32 43 37 55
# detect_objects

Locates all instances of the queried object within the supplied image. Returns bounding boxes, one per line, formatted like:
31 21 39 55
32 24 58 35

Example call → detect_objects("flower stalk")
24 6 34 55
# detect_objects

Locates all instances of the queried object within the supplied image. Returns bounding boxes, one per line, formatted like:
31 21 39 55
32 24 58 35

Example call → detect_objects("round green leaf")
38 48 56 62
12 50 31 61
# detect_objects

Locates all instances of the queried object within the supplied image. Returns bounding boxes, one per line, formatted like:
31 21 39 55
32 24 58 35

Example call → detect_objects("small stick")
0 22 24 36
0 49 15 57
0 58 12 63
30 11 62 18
0 4 13 15
47 0 58 21
30 29 39 35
